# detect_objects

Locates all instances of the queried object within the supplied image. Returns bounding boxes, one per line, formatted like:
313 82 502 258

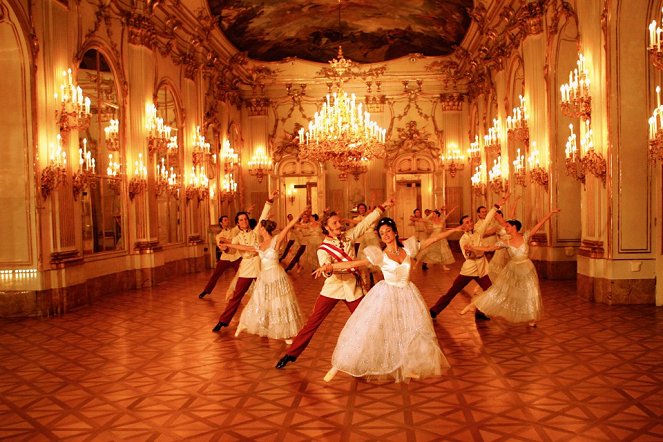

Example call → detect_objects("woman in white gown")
313 217 461 383
488 210 511 283
418 207 457 271
461 209 560 326
224 207 309 341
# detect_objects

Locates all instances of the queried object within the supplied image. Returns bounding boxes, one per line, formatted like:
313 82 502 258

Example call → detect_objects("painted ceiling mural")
209 0 473 64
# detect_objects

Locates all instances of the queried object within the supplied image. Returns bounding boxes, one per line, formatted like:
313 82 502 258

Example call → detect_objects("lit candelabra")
145 104 171 155
185 165 209 203
220 173 238 201
41 134 68 198
527 141 549 188
512 148 526 186
286 183 296 203
220 139 238 173
468 135 481 164
338 156 369 181
649 10 663 70
104 119 120 151
483 118 502 156
565 123 585 184
72 138 97 200
106 152 122 194
560 53 592 121
488 156 507 194
440 144 465 178
506 95 529 144
192 126 211 166
166 136 178 158
580 119 606 185
155 158 179 197
648 86 663 161
471 164 486 196
54 68 91 135
128 153 148 200
248 146 272 183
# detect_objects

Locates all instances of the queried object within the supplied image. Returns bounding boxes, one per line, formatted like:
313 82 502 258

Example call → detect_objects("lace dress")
473 232 543 323
419 224 455 266
488 227 511 282
329 237 449 382
236 237 303 339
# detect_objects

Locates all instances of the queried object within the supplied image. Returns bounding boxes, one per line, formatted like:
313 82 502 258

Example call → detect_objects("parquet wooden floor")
1 262 662 441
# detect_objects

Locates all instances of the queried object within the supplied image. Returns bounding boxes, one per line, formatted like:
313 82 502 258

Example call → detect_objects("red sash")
318 240 359 276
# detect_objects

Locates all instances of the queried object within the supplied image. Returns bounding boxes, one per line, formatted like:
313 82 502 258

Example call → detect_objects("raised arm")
311 259 371 279
440 206 458 222
253 190 279 232
419 226 463 251
275 206 310 247
346 197 395 242
478 194 508 238
529 208 561 238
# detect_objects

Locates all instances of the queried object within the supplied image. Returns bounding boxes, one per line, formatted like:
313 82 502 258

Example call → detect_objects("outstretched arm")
529 208 561 237
311 259 371 279
224 243 256 252
440 206 458 222
275 206 310 247
420 226 463 251
253 190 279 232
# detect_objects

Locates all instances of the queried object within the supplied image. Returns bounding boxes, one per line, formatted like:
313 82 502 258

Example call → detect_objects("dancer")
410 208 430 270
488 197 521 282
223 207 309 341
313 218 460 383
275 198 396 369
418 206 458 271
346 203 381 289
429 194 508 320
197 215 240 299
212 191 278 332
460 209 561 326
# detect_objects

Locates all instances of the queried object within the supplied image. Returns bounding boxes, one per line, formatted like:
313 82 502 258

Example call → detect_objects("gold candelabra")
440 144 465 178
155 157 179 197
648 86 663 161
41 134 68 199
72 138 97 200
512 148 527 187
220 173 238 202
191 126 210 166
145 103 171 155
527 142 549 188
506 95 529 145
248 146 272 183
104 119 120 151
471 165 486 196
54 69 91 135
487 156 507 194
185 165 209 203
106 153 123 195
649 13 663 70
220 139 238 174
560 53 592 121
128 153 148 200
468 135 481 164
483 118 502 156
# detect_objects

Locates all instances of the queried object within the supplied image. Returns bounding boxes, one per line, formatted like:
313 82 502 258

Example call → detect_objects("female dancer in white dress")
461 209 560 326
224 207 309 341
313 218 461 383
419 207 457 271
488 210 511 283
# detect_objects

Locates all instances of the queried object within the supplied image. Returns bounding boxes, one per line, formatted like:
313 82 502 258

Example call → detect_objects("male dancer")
429 195 506 321
197 215 240 299
275 197 395 369
212 190 278 332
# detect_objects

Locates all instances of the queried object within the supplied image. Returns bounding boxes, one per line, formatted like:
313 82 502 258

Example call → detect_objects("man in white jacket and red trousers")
276 198 395 369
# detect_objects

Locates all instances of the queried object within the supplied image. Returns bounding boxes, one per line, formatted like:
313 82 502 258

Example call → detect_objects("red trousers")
286 294 363 357
203 258 241 294
430 274 492 316
217 277 255 323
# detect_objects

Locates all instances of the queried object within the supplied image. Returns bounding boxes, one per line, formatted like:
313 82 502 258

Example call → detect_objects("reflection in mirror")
78 49 125 254
155 85 183 244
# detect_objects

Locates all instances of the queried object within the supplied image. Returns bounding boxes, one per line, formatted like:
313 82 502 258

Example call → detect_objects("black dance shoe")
212 321 228 332
429 309 438 319
422 263 429 271
275 354 297 369
474 311 491 321
198 291 208 299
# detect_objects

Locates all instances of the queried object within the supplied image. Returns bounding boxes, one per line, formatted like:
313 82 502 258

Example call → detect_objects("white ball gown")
236 237 303 339
473 232 543 323
488 227 511 282
419 224 455 266
329 237 449 383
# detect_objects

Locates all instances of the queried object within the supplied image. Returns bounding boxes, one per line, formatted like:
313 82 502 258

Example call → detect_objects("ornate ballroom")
1 0 662 439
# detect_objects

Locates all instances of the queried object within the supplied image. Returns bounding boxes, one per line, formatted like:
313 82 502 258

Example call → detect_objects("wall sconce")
471 164 486 196
468 135 481 164
565 124 586 184
106 152 123 195
145 103 171 156
527 141 549 188
580 119 606 185
648 13 663 70
483 118 502 156
185 165 209 203
167 136 178 158
512 148 526 187
441 144 465 177
128 153 147 200
506 95 529 145
560 53 592 121
220 139 238 173
192 126 211 166
72 138 98 201
220 172 237 202
648 86 663 161
41 134 68 199
155 157 179 197
488 156 507 194
248 146 272 183
286 184 296 203
54 68 90 136
104 119 120 151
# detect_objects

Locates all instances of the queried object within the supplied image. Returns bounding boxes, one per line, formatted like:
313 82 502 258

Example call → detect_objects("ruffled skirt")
237 265 303 339
331 281 449 383
473 258 543 323
488 248 510 282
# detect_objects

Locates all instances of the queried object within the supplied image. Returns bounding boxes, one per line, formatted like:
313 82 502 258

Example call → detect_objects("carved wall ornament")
246 96 270 117
438 93 464 111
385 121 439 163
271 124 304 163
126 12 157 49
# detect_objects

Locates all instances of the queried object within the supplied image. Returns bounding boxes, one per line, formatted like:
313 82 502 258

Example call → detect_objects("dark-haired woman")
461 209 560 326
313 218 460 383
224 207 309 341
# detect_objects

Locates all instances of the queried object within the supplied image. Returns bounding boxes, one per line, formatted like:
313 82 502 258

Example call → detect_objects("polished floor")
1 262 662 441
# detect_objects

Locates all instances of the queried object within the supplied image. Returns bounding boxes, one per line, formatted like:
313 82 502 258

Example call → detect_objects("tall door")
395 181 420 238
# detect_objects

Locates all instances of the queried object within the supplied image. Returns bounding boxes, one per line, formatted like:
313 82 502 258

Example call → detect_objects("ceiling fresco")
209 0 473 64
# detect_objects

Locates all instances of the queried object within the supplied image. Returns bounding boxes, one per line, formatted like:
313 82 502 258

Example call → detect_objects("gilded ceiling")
208 0 473 64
